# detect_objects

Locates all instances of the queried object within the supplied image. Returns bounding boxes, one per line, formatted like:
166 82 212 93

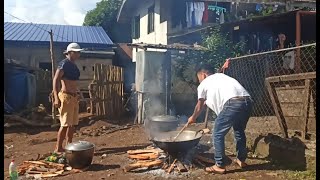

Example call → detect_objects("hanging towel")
219 11 225 24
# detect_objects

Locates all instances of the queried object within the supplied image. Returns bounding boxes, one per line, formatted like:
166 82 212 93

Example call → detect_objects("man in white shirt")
188 63 253 174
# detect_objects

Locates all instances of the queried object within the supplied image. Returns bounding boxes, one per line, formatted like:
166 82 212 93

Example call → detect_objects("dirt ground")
4 117 315 180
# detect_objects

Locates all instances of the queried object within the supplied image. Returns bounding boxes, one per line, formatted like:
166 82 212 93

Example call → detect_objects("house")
4 22 115 90
116 0 316 117
117 0 316 60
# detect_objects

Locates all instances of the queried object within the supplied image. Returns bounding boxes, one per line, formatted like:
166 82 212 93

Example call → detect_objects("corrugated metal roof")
4 22 113 45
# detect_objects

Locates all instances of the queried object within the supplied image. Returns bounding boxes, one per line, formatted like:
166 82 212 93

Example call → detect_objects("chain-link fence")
224 43 316 138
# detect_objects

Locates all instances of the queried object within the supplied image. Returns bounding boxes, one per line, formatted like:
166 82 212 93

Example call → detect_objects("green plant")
173 25 246 85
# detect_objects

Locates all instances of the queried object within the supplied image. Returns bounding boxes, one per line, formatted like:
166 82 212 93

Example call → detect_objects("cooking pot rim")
150 115 178 122
65 141 95 151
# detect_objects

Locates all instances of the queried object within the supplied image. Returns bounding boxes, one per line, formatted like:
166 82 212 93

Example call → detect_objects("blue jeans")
213 97 253 167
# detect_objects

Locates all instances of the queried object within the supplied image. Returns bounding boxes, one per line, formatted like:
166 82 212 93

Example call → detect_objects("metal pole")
49 30 57 124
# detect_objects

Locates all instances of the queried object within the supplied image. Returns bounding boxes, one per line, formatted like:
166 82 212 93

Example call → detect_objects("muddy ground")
4 116 315 180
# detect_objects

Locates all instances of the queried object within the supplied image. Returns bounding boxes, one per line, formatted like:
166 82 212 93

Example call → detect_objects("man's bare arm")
191 98 206 119
53 69 64 101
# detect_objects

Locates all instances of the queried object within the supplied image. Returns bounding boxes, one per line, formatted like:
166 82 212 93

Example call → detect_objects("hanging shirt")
283 51 295 70
202 2 209 23
197 73 251 115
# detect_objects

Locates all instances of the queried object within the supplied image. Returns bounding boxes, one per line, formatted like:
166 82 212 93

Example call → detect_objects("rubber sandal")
205 166 226 174
233 159 248 168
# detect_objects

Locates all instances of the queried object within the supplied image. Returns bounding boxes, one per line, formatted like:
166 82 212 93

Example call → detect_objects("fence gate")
89 64 124 118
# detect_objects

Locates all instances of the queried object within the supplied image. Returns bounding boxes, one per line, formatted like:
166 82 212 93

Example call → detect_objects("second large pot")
65 141 95 169
147 115 179 133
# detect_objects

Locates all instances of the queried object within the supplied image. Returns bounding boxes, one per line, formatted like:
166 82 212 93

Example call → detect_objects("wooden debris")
128 152 159 160
193 159 206 168
127 149 163 155
161 162 169 170
176 161 187 172
18 160 66 178
123 160 163 172
167 159 177 174
195 155 215 164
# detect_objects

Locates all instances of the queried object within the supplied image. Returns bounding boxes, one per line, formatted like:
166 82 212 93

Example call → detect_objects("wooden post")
265 79 288 138
49 30 57 124
204 107 209 128
302 79 311 139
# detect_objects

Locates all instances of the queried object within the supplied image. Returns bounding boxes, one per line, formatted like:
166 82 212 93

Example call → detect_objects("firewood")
127 149 163 155
128 152 159 160
193 159 205 167
31 166 48 172
195 155 215 164
161 162 169 170
176 161 187 172
41 173 60 178
123 160 163 172
167 159 177 174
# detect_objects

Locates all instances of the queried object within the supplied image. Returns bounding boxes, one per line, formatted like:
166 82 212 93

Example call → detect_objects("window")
132 15 140 39
82 66 86 71
148 5 155 34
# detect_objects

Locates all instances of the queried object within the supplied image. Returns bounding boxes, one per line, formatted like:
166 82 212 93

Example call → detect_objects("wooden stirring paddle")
172 123 189 142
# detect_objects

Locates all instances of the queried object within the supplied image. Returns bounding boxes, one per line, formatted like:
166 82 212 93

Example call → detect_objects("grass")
284 170 316 180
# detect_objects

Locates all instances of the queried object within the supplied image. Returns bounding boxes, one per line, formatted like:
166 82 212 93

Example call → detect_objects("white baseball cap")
64 43 83 54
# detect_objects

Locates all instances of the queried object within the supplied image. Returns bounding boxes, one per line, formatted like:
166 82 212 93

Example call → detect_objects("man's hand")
54 99 61 108
188 116 196 124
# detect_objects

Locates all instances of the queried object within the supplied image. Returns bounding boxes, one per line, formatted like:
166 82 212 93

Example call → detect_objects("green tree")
83 0 122 40
173 25 246 85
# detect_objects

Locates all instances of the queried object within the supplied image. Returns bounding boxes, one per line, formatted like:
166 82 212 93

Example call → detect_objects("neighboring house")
4 22 115 90
117 0 316 61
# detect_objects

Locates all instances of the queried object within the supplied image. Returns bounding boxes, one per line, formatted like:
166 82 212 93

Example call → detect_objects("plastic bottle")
9 160 18 180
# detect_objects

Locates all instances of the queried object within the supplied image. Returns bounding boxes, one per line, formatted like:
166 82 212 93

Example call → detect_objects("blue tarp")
5 65 36 112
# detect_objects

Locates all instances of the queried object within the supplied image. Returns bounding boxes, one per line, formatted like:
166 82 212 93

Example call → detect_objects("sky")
4 0 101 26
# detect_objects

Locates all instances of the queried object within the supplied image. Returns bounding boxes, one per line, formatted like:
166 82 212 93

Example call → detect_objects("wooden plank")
265 79 288 138
266 72 316 83
302 79 311 139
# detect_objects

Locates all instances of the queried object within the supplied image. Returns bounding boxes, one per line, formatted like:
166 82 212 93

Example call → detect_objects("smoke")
4 0 100 25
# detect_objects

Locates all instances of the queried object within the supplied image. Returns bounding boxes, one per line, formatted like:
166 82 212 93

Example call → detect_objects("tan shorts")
58 92 79 127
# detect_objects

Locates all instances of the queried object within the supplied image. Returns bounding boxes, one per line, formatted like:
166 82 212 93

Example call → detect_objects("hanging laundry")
171 1 187 28
282 51 295 70
186 2 205 27
219 11 225 24
221 58 231 73
202 2 209 23
194 2 205 26
256 4 262 12
278 33 286 49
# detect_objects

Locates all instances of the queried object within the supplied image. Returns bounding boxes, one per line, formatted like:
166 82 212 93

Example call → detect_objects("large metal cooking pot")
147 115 179 133
65 141 95 169
151 129 207 155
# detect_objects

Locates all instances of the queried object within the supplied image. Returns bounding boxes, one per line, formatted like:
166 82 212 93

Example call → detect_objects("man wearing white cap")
52 43 83 153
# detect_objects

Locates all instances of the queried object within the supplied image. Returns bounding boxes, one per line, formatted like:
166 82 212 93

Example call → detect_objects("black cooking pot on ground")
147 115 179 133
65 141 95 169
